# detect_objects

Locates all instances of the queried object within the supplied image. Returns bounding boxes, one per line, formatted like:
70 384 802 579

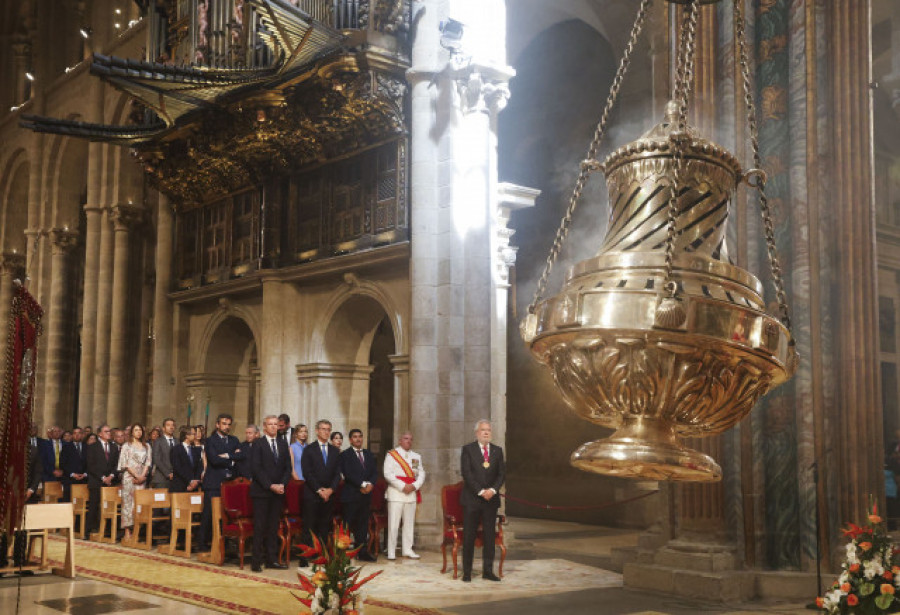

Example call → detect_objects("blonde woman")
118 424 152 543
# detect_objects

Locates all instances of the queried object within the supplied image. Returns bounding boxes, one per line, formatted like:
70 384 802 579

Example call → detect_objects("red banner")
0 284 43 538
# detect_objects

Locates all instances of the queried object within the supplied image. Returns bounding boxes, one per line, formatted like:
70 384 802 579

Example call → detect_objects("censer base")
570 435 722 482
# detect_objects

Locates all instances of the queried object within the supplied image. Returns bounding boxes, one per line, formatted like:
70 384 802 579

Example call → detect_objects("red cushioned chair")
220 478 254 569
440 481 506 579
367 478 388 556
280 479 304 565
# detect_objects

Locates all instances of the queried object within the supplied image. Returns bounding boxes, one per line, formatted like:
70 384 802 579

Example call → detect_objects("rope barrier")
499 489 658 512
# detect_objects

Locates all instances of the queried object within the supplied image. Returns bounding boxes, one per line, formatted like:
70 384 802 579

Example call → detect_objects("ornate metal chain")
527 0 653 315
660 0 700 298
733 0 793 333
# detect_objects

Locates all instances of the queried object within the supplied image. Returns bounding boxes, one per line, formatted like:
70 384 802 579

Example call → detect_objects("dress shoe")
462 574 472 582
266 562 288 570
386 554 396 561
482 572 501 582
251 564 263 573
357 552 377 562
402 551 420 559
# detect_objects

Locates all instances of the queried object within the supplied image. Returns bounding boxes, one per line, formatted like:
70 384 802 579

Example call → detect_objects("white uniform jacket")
383 447 425 503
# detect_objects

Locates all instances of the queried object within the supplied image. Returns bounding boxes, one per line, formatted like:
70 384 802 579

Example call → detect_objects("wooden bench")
161 492 203 558
90 486 121 543
127 489 170 550
42 481 63 504
70 484 89 539
0 503 76 578
197 496 223 565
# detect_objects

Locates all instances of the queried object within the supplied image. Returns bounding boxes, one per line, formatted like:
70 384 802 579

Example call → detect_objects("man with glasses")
85 424 120 539
299 419 341 565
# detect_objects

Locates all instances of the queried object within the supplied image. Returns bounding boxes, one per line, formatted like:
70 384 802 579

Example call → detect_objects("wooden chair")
440 482 506 579
42 481 63 504
70 484 89 539
367 478 388 556
163 492 203 558
280 479 304 565
90 486 121 544
128 489 170 550
221 478 254 569
197 496 224 565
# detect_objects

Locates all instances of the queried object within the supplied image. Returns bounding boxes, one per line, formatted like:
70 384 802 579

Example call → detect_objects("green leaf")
876 594 895 610
861 582 875 596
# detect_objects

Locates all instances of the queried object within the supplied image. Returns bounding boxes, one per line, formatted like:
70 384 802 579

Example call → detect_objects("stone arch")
0 150 30 253
195 300 262 373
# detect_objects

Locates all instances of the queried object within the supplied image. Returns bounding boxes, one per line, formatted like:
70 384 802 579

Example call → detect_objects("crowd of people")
12 415 505 581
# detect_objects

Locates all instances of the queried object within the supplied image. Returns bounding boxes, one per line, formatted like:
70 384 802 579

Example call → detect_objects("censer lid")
600 101 742 179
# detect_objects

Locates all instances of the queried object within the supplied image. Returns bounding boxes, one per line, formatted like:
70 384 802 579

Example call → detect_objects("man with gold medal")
459 420 505 582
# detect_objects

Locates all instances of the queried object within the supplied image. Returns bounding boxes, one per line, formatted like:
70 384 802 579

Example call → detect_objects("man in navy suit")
300 419 341 564
85 425 120 538
249 415 292 572
198 413 244 548
340 428 378 562
38 426 64 486
460 419 506 582
60 427 88 501
170 425 203 492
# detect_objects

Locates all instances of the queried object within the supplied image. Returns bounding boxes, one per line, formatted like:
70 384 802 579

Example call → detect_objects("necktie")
168 437 174 448
55 441 60 468
321 443 327 462
271 438 278 461
104 442 109 460
357 449 364 465
483 445 489 463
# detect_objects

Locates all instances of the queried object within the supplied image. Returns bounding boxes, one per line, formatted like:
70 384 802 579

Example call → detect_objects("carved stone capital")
454 64 513 116
110 204 145 232
0 252 26 278
494 183 539 284
49 228 79 254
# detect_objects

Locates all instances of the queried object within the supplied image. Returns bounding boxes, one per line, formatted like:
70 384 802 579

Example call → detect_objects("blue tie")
321 443 327 462
271 439 278 461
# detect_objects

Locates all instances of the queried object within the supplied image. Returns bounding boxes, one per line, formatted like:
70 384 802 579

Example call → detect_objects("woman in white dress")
118 424 152 542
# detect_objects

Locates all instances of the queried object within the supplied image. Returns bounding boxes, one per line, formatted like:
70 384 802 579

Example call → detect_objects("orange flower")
851 564 861 573
334 526 353 550
312 570 328 587
841 582 851 592
869 514 883 524
815 597 824 608
886 571 894 581
847 594 859 606
882 584 896 595
860 542 873 551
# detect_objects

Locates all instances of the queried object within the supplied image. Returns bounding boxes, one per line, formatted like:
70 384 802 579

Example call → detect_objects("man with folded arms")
383 431 425 560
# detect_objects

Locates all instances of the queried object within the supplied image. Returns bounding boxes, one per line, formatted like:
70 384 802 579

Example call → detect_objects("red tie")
483 445 489 462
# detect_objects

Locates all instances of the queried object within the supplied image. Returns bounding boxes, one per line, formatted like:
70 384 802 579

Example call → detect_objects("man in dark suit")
60 426 88 501
38 425 64 486
151 418 178 490
170 425 203 492
340 428 378 562
277 414 293 445
0 438 43 569
235 424 259 479
460 419 505 582
198 413 244 548
300 419 341 564
85 424 120 538
249 415 292 572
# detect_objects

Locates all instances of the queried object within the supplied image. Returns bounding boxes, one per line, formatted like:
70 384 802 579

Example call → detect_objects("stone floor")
0 517 819 615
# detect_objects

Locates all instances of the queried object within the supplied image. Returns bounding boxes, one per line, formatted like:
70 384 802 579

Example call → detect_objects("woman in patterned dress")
118 424 152 542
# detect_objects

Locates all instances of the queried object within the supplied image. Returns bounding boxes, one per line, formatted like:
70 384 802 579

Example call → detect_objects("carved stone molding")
494 183 539 285
48 229 80 255
0 252 26 278
455 65 513 116
110 204 146 231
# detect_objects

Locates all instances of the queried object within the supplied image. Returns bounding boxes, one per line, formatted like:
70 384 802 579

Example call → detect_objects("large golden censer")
520 103 798 482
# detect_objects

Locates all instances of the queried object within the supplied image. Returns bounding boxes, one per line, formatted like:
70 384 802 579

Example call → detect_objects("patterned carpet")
42 536 441 614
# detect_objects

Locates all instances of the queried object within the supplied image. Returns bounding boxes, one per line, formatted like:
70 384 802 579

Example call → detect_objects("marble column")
91 208 114 427
260 275 285 420
42 229 79 428
150 195 175 427
107 204 143 427
388 354 410 442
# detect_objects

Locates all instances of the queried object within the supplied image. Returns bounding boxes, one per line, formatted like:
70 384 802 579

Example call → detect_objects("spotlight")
114 23 121 29
115 8 121 14
79 26 92 39
439 18 464 53
25 72 34 81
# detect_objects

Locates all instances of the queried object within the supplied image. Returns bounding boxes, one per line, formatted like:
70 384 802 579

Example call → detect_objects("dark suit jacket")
300 440 341 497
171 444 203 492
38 438 59 483
86 439 120 488
60 441 87 483
340 448 378 502
250 437 292 498
27 441 42 493
202 432 246 490
235 440 254 479
460 441 505 509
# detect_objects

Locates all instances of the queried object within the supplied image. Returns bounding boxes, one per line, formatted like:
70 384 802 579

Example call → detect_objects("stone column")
0 253 26 392
388 354 409 441
150 195 175 427
42 229 79 428
106 204 143 427
11 40 29 105
260 275 285 420
91 208 114 427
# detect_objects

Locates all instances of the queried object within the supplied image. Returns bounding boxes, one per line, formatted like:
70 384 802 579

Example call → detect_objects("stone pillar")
260 275 285 420
42 229 79 428
91 208 114 427
295 363 375 435
150 195 175 427
107 204 143 427
11 40 29 105
0 253 26 391
77 206 102 427
388 354 409 441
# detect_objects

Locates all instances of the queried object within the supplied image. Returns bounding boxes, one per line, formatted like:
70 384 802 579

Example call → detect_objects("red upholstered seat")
220 478 253 569
280 479 304 564
440 481 506 579
367 478 388 555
